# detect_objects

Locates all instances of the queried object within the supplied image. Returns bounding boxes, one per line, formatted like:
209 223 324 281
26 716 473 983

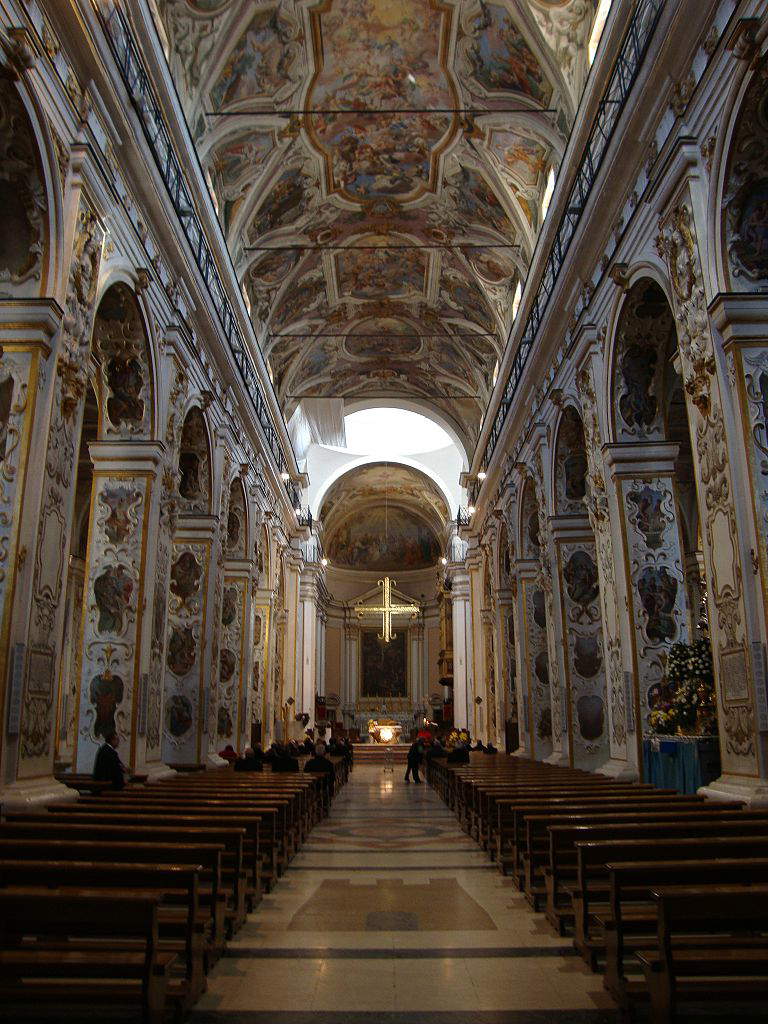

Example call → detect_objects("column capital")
603 441 680 478
88 439 167 473
709 292 768 347
0 297 63 357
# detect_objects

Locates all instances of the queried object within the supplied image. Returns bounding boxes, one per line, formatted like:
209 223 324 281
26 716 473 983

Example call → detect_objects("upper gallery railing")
473 0 665 502
98 1 302 511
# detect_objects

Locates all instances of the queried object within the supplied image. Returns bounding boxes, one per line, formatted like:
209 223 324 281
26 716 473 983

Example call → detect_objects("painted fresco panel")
620 477 688 731
522 579 552 760
162 540 209 764
559 540 608 769
361 627 407 699
327 507 440 571
75 474 150 771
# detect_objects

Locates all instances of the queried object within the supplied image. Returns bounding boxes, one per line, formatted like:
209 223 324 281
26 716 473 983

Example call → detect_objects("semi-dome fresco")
154 0 601 452
320 462 449 570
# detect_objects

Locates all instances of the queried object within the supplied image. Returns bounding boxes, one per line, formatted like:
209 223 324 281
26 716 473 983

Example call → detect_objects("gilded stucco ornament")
656 204 715 416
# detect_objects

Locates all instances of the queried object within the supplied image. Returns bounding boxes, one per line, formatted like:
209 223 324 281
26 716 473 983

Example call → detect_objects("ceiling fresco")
320 462 451 568
156 0 599 449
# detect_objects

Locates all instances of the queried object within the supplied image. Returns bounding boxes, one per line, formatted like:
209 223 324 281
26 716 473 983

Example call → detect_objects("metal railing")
474 0 665 498
99 2 301 512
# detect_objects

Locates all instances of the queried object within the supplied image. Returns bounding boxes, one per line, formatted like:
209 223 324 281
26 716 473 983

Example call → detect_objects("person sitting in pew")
271 743 300 773
447 741 470 765
234 746 263 772
92 730 126 790
305 742 335 776
218 744 238 764
484 742 498 754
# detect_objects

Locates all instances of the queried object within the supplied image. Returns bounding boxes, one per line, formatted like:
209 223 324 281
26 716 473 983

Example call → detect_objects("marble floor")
190 766 619 1024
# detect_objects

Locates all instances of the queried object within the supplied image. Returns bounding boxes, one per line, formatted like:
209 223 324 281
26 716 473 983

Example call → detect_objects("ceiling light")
407 73 416 85
281 471 290 481
477 471 486 480
467 505 476 515
440 557 447 565
295 507 302 516
321 557 328 567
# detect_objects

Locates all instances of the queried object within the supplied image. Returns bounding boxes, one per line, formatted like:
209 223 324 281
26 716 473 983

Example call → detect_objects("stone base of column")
205 753 228 770
543 750 570 767
0 777 78 812
512 744 531 758
699 774 768 807
596 756 639 781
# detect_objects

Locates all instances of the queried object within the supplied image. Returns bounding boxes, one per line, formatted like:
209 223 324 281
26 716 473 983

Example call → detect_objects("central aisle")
192 766 617 1023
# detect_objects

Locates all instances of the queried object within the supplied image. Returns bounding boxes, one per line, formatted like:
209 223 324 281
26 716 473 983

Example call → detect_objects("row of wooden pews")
427 753 768 1022
0 755 348 1023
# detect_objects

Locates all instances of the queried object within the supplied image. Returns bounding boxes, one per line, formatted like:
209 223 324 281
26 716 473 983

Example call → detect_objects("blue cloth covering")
642 736 720 794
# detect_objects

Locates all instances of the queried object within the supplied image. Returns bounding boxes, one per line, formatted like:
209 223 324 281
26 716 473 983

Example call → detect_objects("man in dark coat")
404 740 424 784
234 745 263 772
93 730 125 790
304 742 335 776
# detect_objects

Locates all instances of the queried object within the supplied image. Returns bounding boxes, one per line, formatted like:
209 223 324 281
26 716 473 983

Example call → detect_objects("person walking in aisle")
404 739 424 784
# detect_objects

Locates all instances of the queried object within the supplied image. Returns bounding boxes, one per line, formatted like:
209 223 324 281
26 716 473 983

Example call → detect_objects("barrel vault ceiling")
153 0 599 451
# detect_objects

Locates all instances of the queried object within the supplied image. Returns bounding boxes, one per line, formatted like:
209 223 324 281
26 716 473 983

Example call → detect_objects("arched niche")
177 406 212 514
92 283 154 439
553 406 588 516
519 477 540 560
226 476 248 559
721 53 768 290
0 80 51 298
610 279 677 443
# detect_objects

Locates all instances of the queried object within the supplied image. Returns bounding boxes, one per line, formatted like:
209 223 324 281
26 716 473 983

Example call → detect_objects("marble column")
707 292 768 801
342 618 359 727
162 515 217 767
73 441 167 777
552 517 609 770
450 569 472 732
0 205 102 808
298 564 322 730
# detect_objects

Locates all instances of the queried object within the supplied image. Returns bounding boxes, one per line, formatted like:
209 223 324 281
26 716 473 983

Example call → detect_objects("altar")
367 719 403 744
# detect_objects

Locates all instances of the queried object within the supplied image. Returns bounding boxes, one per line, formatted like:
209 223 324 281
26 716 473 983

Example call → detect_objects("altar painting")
361 628 407 699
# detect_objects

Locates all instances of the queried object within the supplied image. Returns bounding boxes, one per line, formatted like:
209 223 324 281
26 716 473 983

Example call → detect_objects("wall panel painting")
361 628 407 700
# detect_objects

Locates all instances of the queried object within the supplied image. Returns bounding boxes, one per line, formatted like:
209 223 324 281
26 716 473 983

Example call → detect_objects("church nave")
191 766 615 1023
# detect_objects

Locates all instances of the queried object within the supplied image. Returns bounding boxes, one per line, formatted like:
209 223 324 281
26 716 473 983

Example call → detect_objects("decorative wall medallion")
563 549 599 615
576 693 604 741
217 704 233 737
166 693 194 737
101 484 141 545
220 648 236 682
93 564 133 634
637 566 678 644
626 485 669 551
222 585 238 626
574 635 601 677
170 551 202 604
167 625 197 677
88 670 124 738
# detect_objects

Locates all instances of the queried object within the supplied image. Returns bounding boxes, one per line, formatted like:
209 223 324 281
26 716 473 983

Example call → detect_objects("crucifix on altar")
354 576 419 643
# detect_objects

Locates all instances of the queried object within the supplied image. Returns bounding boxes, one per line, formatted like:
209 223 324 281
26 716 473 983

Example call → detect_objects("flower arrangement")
649 636 717 736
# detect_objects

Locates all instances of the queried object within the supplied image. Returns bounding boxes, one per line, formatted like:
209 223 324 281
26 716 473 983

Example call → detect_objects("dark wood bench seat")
563 823 768 964
595 856 768 1000
0 859 209 1005
0 819 246 937
0 836 227 960
543 806 761 931
633 885 768 1023
0 890 178 1024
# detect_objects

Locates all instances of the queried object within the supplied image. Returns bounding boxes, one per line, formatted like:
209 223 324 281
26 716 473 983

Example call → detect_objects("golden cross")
355 576 419 643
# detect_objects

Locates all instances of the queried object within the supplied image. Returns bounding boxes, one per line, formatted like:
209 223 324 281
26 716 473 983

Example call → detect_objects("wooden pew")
0 837 227 961
601 853 768 1001
0 819 246 937
561 819 768 964
0 890 178 1024
0 859 207 1005
635 885 768 1022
